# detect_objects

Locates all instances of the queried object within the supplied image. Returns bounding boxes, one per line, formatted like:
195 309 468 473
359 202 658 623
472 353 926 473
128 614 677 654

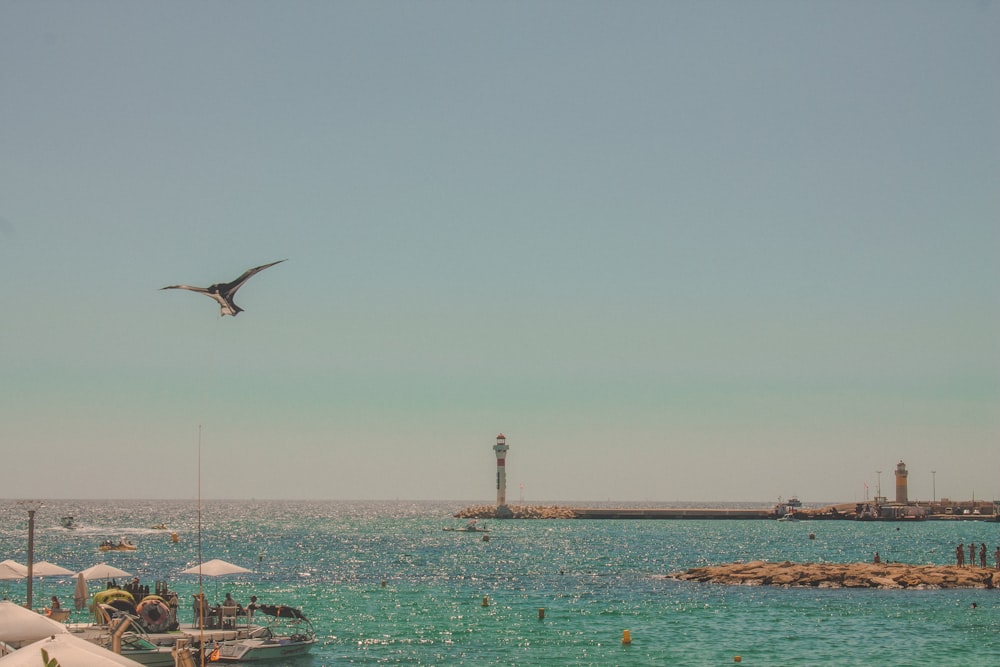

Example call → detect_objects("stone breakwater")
673 561 1000 589
455 504 577 519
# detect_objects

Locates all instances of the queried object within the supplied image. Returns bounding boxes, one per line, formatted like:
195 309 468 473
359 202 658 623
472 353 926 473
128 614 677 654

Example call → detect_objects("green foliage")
40 648 60 667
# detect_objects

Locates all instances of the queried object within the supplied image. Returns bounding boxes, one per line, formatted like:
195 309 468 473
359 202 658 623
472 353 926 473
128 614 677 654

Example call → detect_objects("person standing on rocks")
994 546 999 570
969 542 977 566
957 544 965 567
980 543 987 568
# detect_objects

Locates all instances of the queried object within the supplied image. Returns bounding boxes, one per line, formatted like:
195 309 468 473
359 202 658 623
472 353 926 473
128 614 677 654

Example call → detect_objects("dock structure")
572 507 773 520
454 504 775 520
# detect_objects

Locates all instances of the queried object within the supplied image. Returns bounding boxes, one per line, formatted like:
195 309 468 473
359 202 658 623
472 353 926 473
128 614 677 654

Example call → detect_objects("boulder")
672 561 999 589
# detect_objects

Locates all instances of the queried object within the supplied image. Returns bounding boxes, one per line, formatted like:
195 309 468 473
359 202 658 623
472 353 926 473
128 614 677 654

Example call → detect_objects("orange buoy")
621 629 631 644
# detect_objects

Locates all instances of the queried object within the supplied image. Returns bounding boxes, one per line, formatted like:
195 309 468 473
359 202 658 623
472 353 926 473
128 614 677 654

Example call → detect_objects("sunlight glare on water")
2 499 998 665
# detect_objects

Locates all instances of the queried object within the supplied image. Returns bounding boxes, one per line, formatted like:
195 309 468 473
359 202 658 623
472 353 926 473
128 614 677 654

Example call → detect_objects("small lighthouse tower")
493 433 509 507
894 460 908 504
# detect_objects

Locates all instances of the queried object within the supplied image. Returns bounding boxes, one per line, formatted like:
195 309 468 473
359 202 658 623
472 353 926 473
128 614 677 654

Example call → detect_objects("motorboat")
443 520 488 533
117 633 186 667
60 516 76 530
99 538 137 552
773 496 803 521
79 606 199 667
208 605 316 662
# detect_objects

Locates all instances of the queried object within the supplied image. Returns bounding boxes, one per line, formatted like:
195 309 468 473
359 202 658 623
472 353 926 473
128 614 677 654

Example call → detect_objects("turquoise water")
3 500 999 665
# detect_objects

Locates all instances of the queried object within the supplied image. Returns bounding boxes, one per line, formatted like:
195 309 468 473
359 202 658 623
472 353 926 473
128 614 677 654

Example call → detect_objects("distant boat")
443 520 488 533
60 516 76 530
856 504 879 521
99 538 137 552
774 496 803 520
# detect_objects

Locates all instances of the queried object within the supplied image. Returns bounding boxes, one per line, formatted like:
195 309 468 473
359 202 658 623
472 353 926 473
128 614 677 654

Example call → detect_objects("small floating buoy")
171 533 179 544
621 629 631 644
538 608 545 620
734 657 742 663
482 596 489 607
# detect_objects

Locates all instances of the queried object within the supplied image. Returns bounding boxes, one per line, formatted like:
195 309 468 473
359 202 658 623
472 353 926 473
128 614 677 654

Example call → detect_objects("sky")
1 1 997 504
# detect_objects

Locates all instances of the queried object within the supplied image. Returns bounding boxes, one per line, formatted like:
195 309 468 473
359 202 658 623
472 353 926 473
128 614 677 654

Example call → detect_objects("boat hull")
213 637 316 662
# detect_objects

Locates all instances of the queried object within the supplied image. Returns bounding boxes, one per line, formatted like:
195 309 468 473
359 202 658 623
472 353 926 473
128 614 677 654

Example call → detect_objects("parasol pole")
198 422 205 667
18 500 43 610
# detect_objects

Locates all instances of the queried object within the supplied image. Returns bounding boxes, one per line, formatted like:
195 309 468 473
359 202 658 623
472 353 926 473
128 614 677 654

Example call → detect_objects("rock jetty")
673 561 1000 589
455 504 577 519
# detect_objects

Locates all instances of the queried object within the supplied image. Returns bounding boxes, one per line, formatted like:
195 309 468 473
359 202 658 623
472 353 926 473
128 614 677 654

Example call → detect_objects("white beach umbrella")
180 559 252 604
76 563 132 581
29 561 74 577
0 561 27 581
0 632 143 667
0 600 69 649
73 572 89 611
179 559 252 577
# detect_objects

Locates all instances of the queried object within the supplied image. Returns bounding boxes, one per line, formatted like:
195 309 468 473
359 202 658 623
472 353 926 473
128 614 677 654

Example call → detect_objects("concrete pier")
454 504 773 520
572 507 772 520
454 502 1000 521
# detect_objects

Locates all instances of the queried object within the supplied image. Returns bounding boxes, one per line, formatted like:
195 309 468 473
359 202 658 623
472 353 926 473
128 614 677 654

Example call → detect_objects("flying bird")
161 260 285 316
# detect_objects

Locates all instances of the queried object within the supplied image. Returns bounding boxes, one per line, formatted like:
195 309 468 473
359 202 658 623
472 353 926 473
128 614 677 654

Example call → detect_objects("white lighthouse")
493 433 509 508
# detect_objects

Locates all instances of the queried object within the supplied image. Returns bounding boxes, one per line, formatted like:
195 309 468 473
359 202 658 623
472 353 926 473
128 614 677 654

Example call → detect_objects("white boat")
209 605 316 662
117 633 186 667
82 609 200 667
443 520 488 533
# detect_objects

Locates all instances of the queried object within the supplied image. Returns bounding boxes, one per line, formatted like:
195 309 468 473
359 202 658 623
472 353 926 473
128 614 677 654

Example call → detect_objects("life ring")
137 596 172 632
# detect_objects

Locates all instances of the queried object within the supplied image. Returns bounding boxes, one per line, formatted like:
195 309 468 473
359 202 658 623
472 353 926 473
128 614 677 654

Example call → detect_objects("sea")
2 499 999 666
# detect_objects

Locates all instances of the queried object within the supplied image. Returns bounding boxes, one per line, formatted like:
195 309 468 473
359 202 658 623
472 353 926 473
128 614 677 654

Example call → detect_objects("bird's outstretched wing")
218 260 286 295
160 284 208 293
161 260 286 316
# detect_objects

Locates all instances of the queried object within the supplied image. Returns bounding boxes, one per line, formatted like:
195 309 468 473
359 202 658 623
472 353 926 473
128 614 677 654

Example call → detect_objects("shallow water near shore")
2 499 999 665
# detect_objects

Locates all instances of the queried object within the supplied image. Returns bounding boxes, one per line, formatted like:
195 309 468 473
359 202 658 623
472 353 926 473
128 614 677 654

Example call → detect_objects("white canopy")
0 600 69 649
179 559 252 577
0 632 143 667
29 561 74 577
0 561 27 581
75 563 132 580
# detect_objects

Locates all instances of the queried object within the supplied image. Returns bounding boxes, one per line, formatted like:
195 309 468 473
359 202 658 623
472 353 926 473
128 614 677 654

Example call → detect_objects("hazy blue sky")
2 1 997 503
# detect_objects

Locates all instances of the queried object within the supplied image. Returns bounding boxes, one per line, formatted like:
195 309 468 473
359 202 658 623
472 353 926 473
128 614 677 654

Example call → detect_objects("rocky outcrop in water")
454 504 577 519
673 561 1000 589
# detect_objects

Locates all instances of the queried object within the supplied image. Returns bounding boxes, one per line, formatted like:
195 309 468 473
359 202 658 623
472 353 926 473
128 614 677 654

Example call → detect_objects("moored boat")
208 605 316 662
